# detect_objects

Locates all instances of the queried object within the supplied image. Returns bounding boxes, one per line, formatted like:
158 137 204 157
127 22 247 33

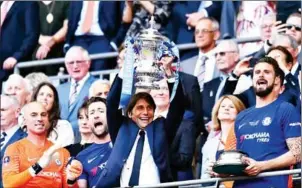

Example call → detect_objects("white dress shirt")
1 1 14 13
1 125 19 151
120 130 160 187
198 1 213 17
69 73 90 99
194 50 220 83
75 1 104 36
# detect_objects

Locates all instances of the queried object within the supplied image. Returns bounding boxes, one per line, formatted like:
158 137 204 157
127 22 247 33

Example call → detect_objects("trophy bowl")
213 150 248 176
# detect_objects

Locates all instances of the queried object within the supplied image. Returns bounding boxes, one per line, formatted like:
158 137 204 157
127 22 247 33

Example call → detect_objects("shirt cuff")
201 9 208 18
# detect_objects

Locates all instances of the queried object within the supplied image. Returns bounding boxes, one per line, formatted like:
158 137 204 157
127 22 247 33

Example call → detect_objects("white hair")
25 72 50 91
65 46 90 62
89 79 111 98
216 39 239 52
1 94 20 108
260 13 276 25
273 33 299 50
5 74 32 94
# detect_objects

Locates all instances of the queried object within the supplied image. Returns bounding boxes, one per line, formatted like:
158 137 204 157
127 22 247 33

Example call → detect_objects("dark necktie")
0 132 7 149
129 130 145 186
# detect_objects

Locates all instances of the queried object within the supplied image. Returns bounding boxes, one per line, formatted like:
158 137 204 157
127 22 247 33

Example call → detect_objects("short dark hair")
77 99 89 118
253 57 285 86
126 92 156 116
267 46 294 64
86 97 107 110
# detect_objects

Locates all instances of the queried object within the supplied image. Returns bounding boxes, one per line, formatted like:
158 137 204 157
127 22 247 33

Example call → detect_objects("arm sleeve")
12 2 40 61
2 145 33 188
106 76 125 144
281 103 301 139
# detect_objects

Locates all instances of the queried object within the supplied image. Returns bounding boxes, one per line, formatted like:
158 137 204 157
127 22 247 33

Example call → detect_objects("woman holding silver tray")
200 95 245 187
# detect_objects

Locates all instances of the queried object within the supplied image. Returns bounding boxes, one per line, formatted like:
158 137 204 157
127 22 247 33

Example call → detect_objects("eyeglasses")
286 24 301 31
66 60 87 66
195 29 216 35
214 51 236 57
261 24 274 29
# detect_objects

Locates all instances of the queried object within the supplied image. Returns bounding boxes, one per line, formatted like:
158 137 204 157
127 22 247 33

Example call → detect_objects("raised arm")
106 76 124 144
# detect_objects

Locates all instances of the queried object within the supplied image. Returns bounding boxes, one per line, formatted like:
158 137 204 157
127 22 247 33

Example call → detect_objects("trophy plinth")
213 150 248 176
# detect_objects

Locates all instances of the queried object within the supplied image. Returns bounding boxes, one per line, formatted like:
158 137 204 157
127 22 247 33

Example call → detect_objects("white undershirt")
75 1 104 36
120 130 160 186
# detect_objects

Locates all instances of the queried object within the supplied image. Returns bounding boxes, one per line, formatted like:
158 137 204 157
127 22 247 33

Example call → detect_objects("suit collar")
127 119 154 155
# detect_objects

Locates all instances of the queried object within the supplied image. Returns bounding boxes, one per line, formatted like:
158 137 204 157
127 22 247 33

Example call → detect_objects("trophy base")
135 83 160 90
213 163 248 176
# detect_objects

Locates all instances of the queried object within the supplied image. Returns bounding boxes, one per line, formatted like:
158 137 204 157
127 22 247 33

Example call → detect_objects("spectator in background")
272 34 300 78
150 79 195 181
65 1 128 71
201 95 245 187
32 1 69 75
123 1 171 38
236 1 276 57
25 72 50 91
65 100 94 157
202 40 248 123
247 13 276 67
181 17 221 92
57 46 96 144
0 1 39 86
89 79 111 99
169 2 222 60
31 82 74 147
0 95 27 188
4 74 31 107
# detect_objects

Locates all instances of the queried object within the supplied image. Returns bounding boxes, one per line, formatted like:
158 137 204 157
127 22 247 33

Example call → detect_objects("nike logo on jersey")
88 156 98 164
238 123 246 130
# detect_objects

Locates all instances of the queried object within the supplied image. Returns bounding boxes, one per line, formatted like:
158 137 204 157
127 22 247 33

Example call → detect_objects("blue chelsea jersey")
234 99 301 188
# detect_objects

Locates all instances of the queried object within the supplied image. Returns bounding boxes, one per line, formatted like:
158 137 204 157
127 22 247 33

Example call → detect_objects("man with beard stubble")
68 97 112 188
213 57 301 188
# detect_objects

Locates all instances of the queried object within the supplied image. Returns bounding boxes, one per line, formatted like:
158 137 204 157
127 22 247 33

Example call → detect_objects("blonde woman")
201 95 245 186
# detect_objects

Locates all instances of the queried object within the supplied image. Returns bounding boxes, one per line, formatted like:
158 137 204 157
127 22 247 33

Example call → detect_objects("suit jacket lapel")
145 123 154 155
62 83 71 116
127 121 139 156
69 76 93 114
1 128 25 157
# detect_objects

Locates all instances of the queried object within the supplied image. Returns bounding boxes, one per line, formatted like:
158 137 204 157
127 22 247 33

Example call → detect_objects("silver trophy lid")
138 16 168 41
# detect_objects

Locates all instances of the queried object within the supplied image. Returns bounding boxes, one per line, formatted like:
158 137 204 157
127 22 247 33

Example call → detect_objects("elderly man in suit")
65 1 128 71
57 46 96 143
0 1 39 85
0 95 27 187
180 17 221 93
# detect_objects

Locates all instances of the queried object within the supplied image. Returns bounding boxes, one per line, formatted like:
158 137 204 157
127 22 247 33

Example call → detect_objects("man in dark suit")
57 46 96 143
65 1 128 71
169 1 222 60
95 66 185 187
202 39 245 123
0 95 27 188
0 1 39 89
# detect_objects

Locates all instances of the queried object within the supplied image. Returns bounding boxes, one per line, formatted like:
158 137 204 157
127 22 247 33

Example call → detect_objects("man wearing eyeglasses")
180 17 221 93
57 46 96 143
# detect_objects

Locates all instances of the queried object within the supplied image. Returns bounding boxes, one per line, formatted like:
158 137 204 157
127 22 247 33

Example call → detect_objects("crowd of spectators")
0 1 301 188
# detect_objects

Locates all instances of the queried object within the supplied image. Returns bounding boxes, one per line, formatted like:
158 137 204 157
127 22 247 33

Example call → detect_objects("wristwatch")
231 72 240 79
31 163 43 174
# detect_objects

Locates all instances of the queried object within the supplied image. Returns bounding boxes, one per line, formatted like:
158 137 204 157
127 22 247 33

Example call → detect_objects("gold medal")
46 13 54 24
